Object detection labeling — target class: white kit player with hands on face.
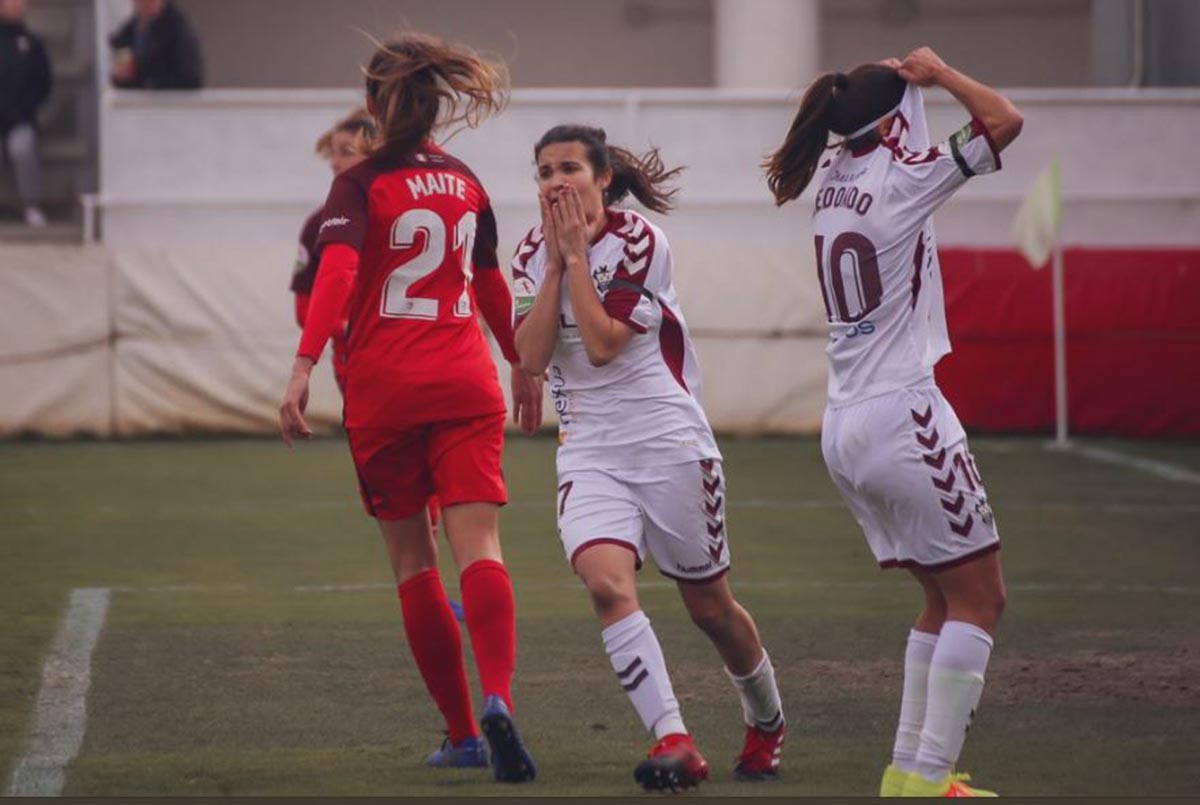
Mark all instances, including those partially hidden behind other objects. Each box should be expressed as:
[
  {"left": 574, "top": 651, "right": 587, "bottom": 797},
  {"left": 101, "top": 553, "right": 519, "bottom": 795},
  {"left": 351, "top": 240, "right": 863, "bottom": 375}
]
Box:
[
  {"left": 513, "top": 125, "right": 786, "bottom": 792},
  {"left": 765, "top": 47, "right": 1023, "bottom": 798}
]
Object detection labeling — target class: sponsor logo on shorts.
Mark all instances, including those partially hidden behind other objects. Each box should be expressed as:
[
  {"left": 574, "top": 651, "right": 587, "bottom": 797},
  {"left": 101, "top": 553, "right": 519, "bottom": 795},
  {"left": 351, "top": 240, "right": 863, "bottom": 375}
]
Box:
[{"left": 676, "top": 560, "right": 713, "bottom": 574}]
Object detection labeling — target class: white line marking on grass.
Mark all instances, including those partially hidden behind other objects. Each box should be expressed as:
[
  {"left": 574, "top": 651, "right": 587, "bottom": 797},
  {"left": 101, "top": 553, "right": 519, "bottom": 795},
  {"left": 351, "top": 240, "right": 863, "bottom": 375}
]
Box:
[
  {"left": 1064, "top": 444, "right": 1200, "bottom": 486},
  {"left": 6, "top": 588, "right": 110, "bottom": 797}
]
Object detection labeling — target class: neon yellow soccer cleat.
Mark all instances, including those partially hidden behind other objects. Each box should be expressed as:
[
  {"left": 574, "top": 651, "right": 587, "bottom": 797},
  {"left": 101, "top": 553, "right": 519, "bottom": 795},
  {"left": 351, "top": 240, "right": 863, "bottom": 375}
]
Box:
[
  {"left": 901, "top": 771, "right": 998, "bottom": 797},
  {"left": 880, "top": 764, "right": 914, "bottom": 797}
]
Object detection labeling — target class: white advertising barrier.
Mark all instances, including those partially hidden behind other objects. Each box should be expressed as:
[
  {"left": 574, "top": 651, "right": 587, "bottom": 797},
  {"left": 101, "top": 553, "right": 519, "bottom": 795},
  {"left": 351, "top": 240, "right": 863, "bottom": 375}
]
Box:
[
  {"left": 0, "top": 244, "right": 344, "bottom": 436},
  {"left": 0, "top": 246, "right": 113, "bottom": 436}
]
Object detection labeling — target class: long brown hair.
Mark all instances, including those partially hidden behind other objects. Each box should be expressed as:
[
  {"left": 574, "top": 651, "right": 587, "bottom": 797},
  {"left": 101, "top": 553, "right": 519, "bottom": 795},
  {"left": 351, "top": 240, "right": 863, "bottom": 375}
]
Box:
[
  {"left": 363, "top": 32, "right": 508, "bottom": 159},
  {"left": 314, "top": 107, "right": 377, "bottom": 157},
  {"left": 764, "top": 64, "right": 906, "bottom": 206},
  {"left": 535, "top": 124, "right": 683, "bottom": 214}
]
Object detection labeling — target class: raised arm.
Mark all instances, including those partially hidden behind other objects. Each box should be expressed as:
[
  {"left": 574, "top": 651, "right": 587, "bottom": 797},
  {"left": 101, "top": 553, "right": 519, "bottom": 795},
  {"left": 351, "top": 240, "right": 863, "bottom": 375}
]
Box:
[
  {"left": 513, "top": 197, "right": 565, "bottom": 376},
  {"left": 555, "top": 187, "right": 634, "bottom": 367},
  {"left": 899, "top": 47, "right": 1023, "bottom": 151}
]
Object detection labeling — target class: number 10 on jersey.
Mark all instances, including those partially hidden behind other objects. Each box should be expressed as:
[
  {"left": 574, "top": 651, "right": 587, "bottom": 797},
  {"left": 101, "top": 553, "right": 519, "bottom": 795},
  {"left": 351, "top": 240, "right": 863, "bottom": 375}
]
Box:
[{"left": 382, "top": 209, "right": 477, "bottom": 320}]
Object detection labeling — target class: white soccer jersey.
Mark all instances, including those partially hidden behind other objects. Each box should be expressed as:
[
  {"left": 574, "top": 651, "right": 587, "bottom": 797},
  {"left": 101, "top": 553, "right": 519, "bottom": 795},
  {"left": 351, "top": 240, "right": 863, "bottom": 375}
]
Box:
[
  {"left": 812, "top": 86, "right": 1002, "bottom": 406},
  {"left": 512, "top": 209, "right": 720, "bottom": 473}
]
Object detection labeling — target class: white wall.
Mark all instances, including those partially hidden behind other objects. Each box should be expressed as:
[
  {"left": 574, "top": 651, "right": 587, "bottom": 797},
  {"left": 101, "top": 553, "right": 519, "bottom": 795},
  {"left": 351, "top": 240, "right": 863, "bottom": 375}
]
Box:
[
  {"left": 159, "top": 0, "right": 1095, "bottom": 89},
  {"left": 98, "top": 87, "right": 1200, "bottom": 251}
]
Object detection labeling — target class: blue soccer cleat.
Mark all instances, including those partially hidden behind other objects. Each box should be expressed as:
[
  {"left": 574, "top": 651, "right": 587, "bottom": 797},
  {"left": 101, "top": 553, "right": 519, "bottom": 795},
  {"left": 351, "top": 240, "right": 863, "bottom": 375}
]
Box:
[
  {"left": 448, "top": 599, "right": 466, "bottom": 623},
  {"left": 480, "top": 694, "right": 537, "bottom": 783},
  {"left": 425, "top": 734, "right": 488, "bottom": 768}
]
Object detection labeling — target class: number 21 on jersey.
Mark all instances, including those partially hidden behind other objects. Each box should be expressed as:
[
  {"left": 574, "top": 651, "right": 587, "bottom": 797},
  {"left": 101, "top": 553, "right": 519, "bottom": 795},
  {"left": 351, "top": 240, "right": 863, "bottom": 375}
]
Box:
[{"left": 381, "top": 208, "right": 476, "bottom": 320}]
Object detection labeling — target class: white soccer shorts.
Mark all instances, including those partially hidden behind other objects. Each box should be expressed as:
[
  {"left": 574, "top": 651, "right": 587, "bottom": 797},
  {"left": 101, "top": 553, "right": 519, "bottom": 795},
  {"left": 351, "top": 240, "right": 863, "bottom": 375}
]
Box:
[
  {"left": 821, "top": 384, "right": 1000, "bottom": 570},
  {"left": 556, "top": 459, "right": 731, "bottom": 583}
]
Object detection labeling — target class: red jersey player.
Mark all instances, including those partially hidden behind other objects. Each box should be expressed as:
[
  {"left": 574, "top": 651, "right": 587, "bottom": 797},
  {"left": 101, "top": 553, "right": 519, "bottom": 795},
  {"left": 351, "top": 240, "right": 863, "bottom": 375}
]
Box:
[
  {"left": 290, "top": 108, "right": 445, "bottom": 531},
  {"left": 765, "top": 47, "right": 1022, "bottom": 797},
  {"left": 513, "top": 126, "right": 786, "bottom": 792},
  {"left": 278, "top": 33, "right": 540, "bottom": 783}
]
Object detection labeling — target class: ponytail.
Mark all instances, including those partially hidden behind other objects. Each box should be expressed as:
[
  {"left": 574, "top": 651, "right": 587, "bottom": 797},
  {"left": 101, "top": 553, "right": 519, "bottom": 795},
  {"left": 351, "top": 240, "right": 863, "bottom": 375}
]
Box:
[
  {"left": 765, "top": 63, "right": 907, "bottom": 206},
  {"left": 534, "top": 125, "right": 683, "bottom": 214},
  {"left": 605, "top": 144, "right": 681, "bottom": 213},
  {"left": 763, "top": 72, "right": 839, "bottom": 206},
  {"left": 363, "top": 32, "right": 508, "bottom": 159}
]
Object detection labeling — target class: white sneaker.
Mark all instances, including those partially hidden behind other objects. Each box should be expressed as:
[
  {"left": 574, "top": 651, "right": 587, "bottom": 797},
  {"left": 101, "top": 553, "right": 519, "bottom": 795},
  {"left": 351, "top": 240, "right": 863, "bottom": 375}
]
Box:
[{"left": 24, "top": 206, "right": 48, "bottom": 228}]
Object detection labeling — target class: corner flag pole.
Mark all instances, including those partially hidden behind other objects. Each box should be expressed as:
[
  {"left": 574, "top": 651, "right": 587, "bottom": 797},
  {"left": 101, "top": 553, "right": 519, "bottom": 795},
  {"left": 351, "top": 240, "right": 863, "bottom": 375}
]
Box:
[
  {"left": 1051, "top": 244, "right": 1068, "bottom": 447},
  {"left": 1012, "top": 157, "right": 1066, "bottom": 447}
]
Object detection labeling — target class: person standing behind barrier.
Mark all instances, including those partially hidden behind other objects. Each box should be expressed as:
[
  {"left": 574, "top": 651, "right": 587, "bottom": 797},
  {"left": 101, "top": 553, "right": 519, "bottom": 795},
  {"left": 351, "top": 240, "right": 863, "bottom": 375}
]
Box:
[
  {"left": 765, "top": 47, "right": 1022, "bottom": 798},
  {"left": 513, "top": 125, "right": 786, "bottom": 792},
  {"left": 278, "top": 32, "right": 541, "bottom": 783},
  {"left": 0, "top": 0, "right": 51, "bottom": 228},
  {"left": 109, "top": 0, "right": 203, "bottom": 89}
]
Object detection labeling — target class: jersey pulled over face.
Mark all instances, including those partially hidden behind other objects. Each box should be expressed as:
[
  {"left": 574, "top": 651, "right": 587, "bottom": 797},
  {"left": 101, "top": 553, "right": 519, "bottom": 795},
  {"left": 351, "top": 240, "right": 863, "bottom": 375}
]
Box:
[
  {"left": 812, "top": 85, "right": 1001, "bottom": 406},
  {"left": 513, "top": 209, "right": 720, "bottom": 472},
  {"left": 317, "top": 143, "right": 505, "bottom": 428}
]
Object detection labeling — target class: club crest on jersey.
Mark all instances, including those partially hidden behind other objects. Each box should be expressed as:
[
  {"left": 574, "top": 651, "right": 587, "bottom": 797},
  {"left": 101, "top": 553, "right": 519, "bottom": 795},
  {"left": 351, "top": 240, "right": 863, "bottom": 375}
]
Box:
[
  {"left": 975, "top": 497, "right": 995, "bottom": 527},
  {"left": 592, "top": 263, "right": 614, "bottom": 296}
]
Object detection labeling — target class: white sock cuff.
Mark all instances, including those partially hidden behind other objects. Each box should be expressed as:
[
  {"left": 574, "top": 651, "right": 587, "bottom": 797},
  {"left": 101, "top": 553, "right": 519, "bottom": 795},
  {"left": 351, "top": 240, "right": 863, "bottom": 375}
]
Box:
[
  {"left": 932, "top": 621, "right": 994, "bottom": 675},
  {"left": 725, "top": 648, "right": 770, "bottom": 684},
  {"left": 601, "top": 609, "right": 650, "bottom": 647},
  {"left": 909, "top": 628, "right": 940, "bottom": 648}
]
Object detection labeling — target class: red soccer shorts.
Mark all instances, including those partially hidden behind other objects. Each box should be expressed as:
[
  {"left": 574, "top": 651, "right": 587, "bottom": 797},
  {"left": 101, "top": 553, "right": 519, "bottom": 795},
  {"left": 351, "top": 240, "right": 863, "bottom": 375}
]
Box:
[{"left": 346, "top": 411, "right": 507, "bottom": 521}]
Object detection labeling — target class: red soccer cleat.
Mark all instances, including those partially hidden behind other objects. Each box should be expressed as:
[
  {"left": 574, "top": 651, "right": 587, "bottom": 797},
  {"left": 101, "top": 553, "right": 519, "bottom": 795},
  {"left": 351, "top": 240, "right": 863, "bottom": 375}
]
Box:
[
  {"left": 733, "top": 722, "right": 785, "bottom": 781},
  {"left": 634, "top": 733, "right": 710, "bottom": 792}
]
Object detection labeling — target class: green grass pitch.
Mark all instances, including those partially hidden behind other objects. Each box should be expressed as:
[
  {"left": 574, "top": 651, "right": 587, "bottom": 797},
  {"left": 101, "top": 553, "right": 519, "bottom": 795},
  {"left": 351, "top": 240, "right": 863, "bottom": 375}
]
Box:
[{"left": 1, "top": 435, "right": 1198, "bottom": 796}]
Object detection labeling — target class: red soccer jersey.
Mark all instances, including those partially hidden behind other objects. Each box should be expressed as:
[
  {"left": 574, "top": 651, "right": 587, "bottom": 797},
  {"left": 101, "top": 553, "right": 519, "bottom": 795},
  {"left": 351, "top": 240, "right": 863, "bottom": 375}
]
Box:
[{"left": 307, "top": 143, "right": 514, "bottom": 429}]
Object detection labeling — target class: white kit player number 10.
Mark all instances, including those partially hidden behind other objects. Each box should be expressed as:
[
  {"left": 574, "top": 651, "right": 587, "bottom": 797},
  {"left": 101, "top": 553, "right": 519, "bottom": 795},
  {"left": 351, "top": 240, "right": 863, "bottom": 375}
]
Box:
[
  {"left": 382, "top": 208, "right": 477, "bottom": 320},
  {"left": 815, "top": 232, "right": 882, "bottom": 323}
]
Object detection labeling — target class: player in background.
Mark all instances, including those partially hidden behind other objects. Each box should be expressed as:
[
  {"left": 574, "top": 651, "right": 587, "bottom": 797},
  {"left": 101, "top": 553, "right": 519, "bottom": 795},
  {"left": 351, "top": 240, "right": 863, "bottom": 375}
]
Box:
[
  {"left": 278, "top": 32, "right": 542, "bottom": 783},
  {"left": 289, "top": 108, "right": 447, "bottom": 537},
  {"left": 291, "top": 107, "right": 373, "bottom": 395},
  {"left": 513, "top": 125, "right": 786, "bottom": 792},
  {"left": 764, "top": 47, "right": 1022, "bottom": 797}
]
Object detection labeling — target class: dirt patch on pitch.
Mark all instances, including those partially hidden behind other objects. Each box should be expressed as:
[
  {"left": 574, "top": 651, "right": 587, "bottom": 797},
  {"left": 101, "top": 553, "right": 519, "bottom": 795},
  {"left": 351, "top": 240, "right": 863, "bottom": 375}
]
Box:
[{"left": 781, "top": 646, "right": 1199, "bottom": 708}]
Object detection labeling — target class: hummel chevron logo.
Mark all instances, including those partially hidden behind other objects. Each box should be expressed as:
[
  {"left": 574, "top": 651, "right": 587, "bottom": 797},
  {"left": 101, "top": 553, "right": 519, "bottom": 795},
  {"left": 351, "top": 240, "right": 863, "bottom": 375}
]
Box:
[
  {"left": 707, "top": 520, "right": 725, "bottom": 538},
  {"left": 703, "top": 477, "right": 720, "bottom": 495},
  {"left": 619, "top": 217, "right": 636, "bottom": 236},
  {"left": 949, "top": 514, "right": 975, "bottom": 537},
  {"left": 626, "top": 234, "right": 651, "bottom": 257},
  {"left": 630, "top": 218, "right": 645, "bottom": 238},
  {"left": 699, "top": 459, "right": 714, "bottom": 472},
  {"left": 704, "top": 496, "right": 723, "bottom": 516},
  {"left": 941, "top": 491, "right": 966, "bottom": 515},
  {"left": 932, "top": 469, "right": 956, "bottom": 491},
  {"left": 623, "top": 255, "right": 649, "bottom": 276},
  {"left": 923, "top": 448, "right": 947, "bottom": 469},
  {"left": 911, "top": 406, "right": 933, "bottom": 428},
  {"left": 916, "top": 428, "right": 940, "bottom": 450},
  {"left": 708, "top": 540, "right": 726, "bottom": 562}
]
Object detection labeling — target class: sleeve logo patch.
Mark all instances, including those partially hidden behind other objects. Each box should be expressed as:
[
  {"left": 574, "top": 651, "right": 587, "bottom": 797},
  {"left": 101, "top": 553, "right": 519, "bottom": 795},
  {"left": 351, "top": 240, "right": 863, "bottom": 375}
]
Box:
[
  {"left": 950, "top": 122, "right": 974, "bottom": 150},
  {"left": 513, "top": 277, "right": 537, "bottom": 315}
]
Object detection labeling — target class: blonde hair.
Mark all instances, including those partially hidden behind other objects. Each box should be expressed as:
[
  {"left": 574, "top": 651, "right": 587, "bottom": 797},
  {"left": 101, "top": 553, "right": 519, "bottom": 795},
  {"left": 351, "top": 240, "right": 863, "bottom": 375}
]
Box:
[{"left": 314, "top": 107, "right": 377, "bottom": 159}]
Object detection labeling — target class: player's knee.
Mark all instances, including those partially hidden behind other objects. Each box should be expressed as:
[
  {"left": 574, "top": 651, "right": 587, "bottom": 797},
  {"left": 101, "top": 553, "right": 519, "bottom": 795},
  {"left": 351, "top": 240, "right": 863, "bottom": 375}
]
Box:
[
  {"left": 584, "top": 575, "right": 635, "bottom": 617},
  {"left": 686, "top": 596, "right": 734, "bottom": 637}
]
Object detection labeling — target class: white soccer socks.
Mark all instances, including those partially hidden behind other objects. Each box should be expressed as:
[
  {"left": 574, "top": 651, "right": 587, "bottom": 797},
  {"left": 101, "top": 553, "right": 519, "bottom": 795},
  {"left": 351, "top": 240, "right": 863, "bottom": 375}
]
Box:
[
  {"left": 602, "top": 610, "right": 687, "bottom": 739},
  {"left": 914, "top": 620, "right": 994, "bottom": 782},
  {"left": 725, "top": 649, "right": 785, "bottom": 731},
  {"left": 892, "top": 629, "right": 939, "bottom": 772}
]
